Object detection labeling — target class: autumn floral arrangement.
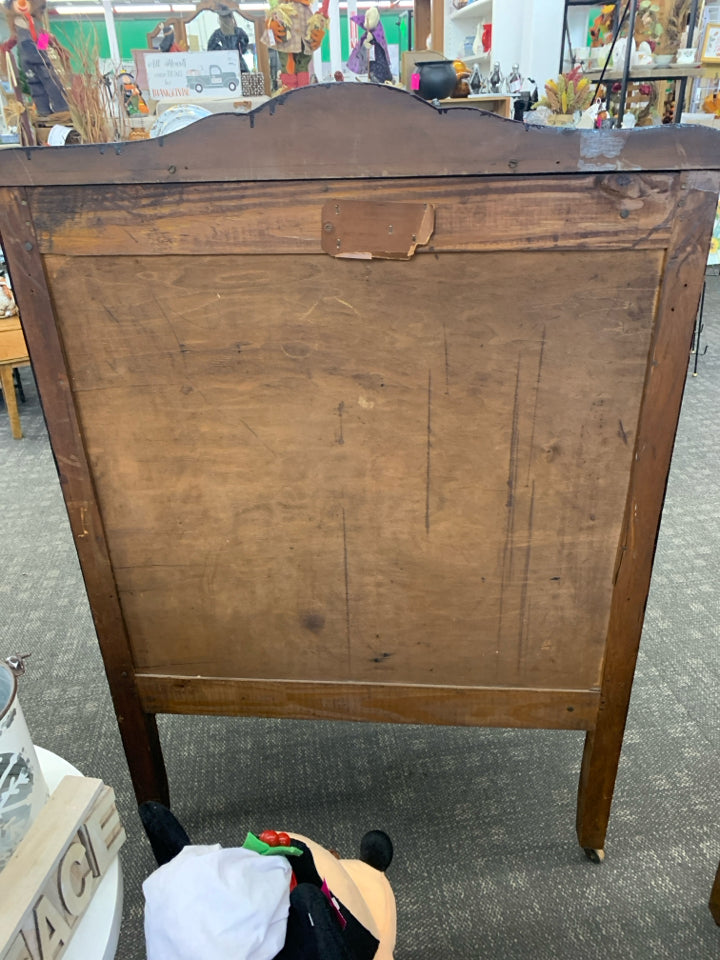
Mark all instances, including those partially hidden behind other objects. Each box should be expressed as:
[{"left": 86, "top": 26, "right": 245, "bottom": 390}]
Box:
[{"left": 534, "top": 66, "right": 594, "bottom": 118}]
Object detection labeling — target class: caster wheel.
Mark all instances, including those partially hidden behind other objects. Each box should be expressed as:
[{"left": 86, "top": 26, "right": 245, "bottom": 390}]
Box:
[{"left": 583, "top": 847, "right": 605, "bottom": 864}]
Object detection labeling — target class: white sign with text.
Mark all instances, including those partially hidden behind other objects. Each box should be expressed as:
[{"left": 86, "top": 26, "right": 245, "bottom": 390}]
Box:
[{"left": 144, "top": 51, "right": 242, "bottom": 100}]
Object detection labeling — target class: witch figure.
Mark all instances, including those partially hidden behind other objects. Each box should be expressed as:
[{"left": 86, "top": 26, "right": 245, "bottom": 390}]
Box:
[{"left": 347, "top": 6, "right": 392, "bottom": 84}]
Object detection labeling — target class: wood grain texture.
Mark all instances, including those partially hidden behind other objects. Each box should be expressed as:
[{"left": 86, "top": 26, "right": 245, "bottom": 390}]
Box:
[
  {"left": 45, "top": 248, "right": 658, "bottom": 691},
  {"left": 29, "top": 174, "right": 679, "bottom": 258},
  {"left": 0, "top": 85, "right": 719, "bottom": 187},
  {"left": 575, "top": 170, "right": 720, "bottom": 852},
  {"left": 0, "top": 315, "right": 29, "bottom": 364},
  {"left": 135, "top": 674, "right": 600, "bottom": 729},
  {"left": 0, "top": 188, "right": 169, "bottom": 806}
]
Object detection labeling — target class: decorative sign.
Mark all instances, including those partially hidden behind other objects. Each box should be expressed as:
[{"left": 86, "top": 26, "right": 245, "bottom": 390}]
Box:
[
  {"left": 143, "top": 51, "right": 243, "bottom": 100},
  {"left": 0, "top": 777, "right": 125, "bottom": 960},
  {"left": 701, "top": 22, "right": 720, "bottom": 64}
]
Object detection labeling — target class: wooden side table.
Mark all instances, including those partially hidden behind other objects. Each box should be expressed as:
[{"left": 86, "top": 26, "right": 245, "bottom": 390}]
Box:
[{"left": 0, "top": 312, "right": 30, "bottom": 439}]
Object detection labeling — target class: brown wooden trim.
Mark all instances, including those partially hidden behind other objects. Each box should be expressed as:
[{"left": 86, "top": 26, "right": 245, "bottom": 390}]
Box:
[
  {"left": 135, "top": 674, "right": 600, "bottom": 730},
  {"left": 253, "top": 18, "right": 271, "bottom": 96},
  {"left": 414, "top": 0, "right": 431, "bottom": 50},
  {"left": 1, "top": 86, "right": 720, "bottom": 187},
  {"left": 710, "top": 860, "right": 720, "bottom": 924},
  {"left": 575, "top": 170, "right": 720, "bottom": 853},
  {"left": 0, "top": 187, "right": 169, "bottom": 806},
  {"left": 30, "top": 173, "right": 678, "bottom": 258},
  {"left": 430, "top": 0, "right": 444, "bottom": 52}
]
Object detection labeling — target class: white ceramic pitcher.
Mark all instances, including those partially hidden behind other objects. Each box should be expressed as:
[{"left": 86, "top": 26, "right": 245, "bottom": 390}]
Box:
[{"left": 0, "top": 655, "right": 49, "bottom": 870}]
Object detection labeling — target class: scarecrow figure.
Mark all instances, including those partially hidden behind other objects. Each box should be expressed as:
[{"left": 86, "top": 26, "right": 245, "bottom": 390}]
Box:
[
  {"left": 264, "top": 0, "right": 329, "bottom": 89},
  {"left": 207, "top": 2, "right": 250, "bottom": 72},
  {"left": 1, "top": 0, "right": 68, "bottom": 116}
]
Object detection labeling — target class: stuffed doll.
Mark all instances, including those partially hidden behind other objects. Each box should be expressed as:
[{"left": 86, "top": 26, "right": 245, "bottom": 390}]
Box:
[
  {"left": 118, "top": 70, "right": 149, "bottom": 117},
  {"left": 208, "top": 2, "right": 250, "bottom": 72},
  {"left": 140, "top": 802, "right": 396, "bottom": 960},
  {"left": 347, "top": 6, "right": 392, "bottom": 84},
  {"left": 264, "top": 0, "right": 329, "bottom": 89},
  {"left": 159, "top": 23, "right": 180, "bottom": 53},
  {"left": 1, "top": 0, "right": 67, "bottom": 116}
]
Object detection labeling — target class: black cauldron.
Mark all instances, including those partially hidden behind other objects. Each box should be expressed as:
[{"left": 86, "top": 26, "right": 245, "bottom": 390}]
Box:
[{"left": 416, "top": 61, "right": 457, "bottom": 101}]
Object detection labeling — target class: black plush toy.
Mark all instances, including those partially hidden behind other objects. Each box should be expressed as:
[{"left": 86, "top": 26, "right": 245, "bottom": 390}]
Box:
[{"left": 139, "top": 802, "right": 396, "bottom": 960}]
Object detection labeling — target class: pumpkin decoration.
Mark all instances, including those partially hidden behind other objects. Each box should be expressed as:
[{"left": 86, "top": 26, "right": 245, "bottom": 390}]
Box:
[{"left": 451, "top": 58, "right": 471, "bottom": 98}]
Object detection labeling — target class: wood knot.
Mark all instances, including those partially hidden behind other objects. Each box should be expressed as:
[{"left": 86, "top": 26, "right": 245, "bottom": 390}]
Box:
[{"left": 542, "top": 438, "right": 560, "bottom": 462}]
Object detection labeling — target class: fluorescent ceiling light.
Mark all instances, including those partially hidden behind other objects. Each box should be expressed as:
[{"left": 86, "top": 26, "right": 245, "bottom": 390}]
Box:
[
  {"left": 118, "top": 3, "right": 170, "bottom": 9},
  {"left": 55, "top": 4, "right": 103, "bottom": 11}
]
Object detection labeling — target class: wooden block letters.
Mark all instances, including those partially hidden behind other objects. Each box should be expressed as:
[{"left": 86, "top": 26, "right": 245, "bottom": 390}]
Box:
[{"left": 0, "top": 776, "right": 125, "bottom": 960}]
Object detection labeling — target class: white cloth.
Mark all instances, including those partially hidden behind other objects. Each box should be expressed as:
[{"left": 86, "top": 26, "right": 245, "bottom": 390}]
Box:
[{"left": 143, "top": 845, "right": 292, "bottom": 960}]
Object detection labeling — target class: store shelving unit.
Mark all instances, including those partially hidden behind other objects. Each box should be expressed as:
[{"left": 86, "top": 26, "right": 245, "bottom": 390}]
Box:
[
  {"left": 447, "top": 0, "right": 492, "bottom": 66},
  {"left": 442, "top": 0, "right": 525, "bottom": 74},
  {"left": 558, "top": 0, "right": 702, "bottom": 124}
]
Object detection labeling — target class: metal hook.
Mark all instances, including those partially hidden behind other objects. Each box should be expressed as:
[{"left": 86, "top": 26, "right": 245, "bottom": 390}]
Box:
[{"left": 5, "top": 654, "right": 31, "bottom": 677}]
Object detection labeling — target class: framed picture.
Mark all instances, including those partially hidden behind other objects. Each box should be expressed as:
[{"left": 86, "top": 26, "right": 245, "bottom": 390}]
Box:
[{"left": 701, "top": 22, "right": 720, "bottom": 63}]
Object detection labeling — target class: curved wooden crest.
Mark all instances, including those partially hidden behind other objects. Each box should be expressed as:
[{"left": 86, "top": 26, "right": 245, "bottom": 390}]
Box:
[{"left": 0, "top": 83, "right": 719, "bottom": 187}]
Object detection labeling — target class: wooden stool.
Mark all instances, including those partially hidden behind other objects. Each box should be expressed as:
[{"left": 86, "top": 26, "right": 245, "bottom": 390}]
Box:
[{"left": 0, "top": 312, "right": 31, "bottom": 439}]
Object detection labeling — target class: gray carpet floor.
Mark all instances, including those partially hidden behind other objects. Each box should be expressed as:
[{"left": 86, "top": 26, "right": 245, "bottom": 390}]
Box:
[{"left": 0, "top": 278, "right": 718, "bottom": 959}]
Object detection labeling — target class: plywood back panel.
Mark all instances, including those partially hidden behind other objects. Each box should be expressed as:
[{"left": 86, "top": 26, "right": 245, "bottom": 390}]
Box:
[{"left": 46, "top": 245, "right": 659, "bottom": 690}]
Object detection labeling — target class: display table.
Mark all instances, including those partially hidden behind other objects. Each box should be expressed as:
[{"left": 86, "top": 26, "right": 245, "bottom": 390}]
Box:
[
  {"left": 0, "top": 312, "right": 30, "bottom": 439},
  {"left": 35, "top": 747, "right": 123, "bottom": 960}
]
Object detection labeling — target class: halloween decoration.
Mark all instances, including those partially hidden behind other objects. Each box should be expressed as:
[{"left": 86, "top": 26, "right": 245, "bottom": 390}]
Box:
[
  {"left": 265, "top": 0, "right": 329, "bottom": 89},
  {"left": 1, "top": 0, "right": 68, "bottom": 116},
  {"left": 208, "top": 2, "right": 250, "bottom": 72},
  {"left": 140, "top": 802, "right": 397, "bottom": 960},
  {"left": 415, "top": 60, "right": 456, "bottom": 100},
  {"left": 118, "top": 70, "right": 149, "bottom": 116},
  {"left": 347, "top": 5, "right": 392, "bottom": 84},
  {"left": 451, "top": 58, "right": 471, "bottom": 98},
  {"left": 159, "top": 23, "right": 180, "bottom": 53}
]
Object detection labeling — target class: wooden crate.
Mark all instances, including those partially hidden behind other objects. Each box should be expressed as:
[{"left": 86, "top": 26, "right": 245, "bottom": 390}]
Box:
[{"left": 0, "top": 85, "right": 718, "bottom": 859}]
